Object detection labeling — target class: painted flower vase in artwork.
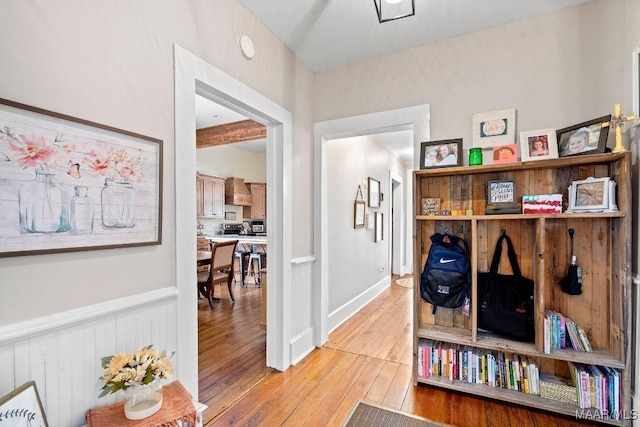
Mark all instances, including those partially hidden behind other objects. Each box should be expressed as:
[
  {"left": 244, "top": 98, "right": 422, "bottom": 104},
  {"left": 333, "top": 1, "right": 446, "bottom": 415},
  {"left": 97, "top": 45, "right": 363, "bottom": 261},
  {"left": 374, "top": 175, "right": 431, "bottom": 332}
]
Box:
[
  {"left": 70, "top": 185, "right": 94, "bottom": 234},
  {"left": 19, "top": 169, "right": 70, "bottom": 233},
  {"left": 123, "top": 380, "right": 164, "bottom": 420},
  {"left": 101, "top": 178, "right": 136, "bottom": 228}
]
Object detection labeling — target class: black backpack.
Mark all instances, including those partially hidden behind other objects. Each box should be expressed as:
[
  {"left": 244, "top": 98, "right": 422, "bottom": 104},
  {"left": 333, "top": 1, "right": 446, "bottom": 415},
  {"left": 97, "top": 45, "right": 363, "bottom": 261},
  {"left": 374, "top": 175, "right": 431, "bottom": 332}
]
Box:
[{"left": 420, "top": 233, "right": 471, "bottom": 311}]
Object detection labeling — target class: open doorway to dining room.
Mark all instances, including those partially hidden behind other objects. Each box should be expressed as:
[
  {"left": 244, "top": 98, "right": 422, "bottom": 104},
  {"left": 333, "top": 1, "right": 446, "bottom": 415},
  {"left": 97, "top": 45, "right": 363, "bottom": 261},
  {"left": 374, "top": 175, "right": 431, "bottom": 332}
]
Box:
[
  {"left": 194, "top": 93, "right": 270, "bottom": 422},
  {"left": 174, "top": 45, "right": 293, "bottom": 423}
]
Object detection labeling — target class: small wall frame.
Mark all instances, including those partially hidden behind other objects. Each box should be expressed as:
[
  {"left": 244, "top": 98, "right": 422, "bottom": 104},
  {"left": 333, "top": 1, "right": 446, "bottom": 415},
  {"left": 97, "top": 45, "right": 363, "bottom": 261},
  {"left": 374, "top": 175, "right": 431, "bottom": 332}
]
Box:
[
  {"left": 354, "top": 200, "right": 365, "bottom": 228},
  {"left": 368, "top": 177, "right": 380, "bottom": 208},
  {"left": 374, "top": 211, "right": 383, "bottom": 242}
]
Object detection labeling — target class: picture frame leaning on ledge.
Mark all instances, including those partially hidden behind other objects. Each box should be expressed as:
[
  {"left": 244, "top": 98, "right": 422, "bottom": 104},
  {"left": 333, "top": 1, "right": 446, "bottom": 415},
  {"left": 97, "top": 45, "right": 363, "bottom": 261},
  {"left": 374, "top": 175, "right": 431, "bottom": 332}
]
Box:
[{"left": 0, "top": 381, "right": 49, "bottom": 426}]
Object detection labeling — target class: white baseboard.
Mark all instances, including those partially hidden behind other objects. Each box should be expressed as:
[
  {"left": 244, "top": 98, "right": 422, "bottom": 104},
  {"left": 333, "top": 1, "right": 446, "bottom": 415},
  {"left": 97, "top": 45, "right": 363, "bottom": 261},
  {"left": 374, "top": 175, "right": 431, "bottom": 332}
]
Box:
[
  {"left": 290, "top": 327, "right": 315, "bottom": 365},
  {"left": 328, "top": 276, "right": 391, "bottom": 333}
]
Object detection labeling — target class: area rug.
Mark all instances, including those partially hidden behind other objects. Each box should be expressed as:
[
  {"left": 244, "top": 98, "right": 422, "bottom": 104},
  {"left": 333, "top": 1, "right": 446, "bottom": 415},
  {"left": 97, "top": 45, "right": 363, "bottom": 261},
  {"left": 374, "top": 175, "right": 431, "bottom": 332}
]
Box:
[
  {"left": 395, "top": 277, "right": 413, "bottom": 288},
  {"left": 342, "top": 401, "right": 451, "bottom": 427}
]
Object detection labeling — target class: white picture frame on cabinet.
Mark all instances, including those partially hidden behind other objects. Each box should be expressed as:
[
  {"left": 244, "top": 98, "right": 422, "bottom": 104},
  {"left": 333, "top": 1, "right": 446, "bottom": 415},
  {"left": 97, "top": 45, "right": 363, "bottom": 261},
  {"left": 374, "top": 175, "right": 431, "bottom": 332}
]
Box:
[{"left": 566, "top": 177, "right": 617, "bottom": 213}]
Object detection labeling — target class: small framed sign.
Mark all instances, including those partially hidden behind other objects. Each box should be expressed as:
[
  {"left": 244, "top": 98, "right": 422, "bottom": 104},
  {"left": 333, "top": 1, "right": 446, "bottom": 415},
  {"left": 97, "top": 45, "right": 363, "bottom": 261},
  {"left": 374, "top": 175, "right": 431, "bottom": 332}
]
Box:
[
  {"left": 487, "top": 180, "right": 516, "bottom": 205},
  {"left": 421, "top": 197, "right": 440, "bottom": 215}
]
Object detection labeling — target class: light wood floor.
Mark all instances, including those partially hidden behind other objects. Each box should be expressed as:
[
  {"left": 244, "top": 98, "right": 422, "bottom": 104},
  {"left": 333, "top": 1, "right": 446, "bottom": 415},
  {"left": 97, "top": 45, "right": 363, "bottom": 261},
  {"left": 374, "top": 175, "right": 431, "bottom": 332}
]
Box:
[{"left": 198, "top": 276, "right": 597, "bottom": 426}]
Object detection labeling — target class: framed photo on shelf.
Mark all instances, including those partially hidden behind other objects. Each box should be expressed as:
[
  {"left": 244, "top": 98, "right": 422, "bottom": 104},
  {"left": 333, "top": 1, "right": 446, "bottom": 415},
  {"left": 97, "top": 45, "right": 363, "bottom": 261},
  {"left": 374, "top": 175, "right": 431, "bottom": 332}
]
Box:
[
  {"left": 419, "top": 139, "right": 462, "bottom": 169},
  {"left": 556, "top": 115, "right": 611, "bottom": 157},
  {"left": 0, "top": 381, "right": 49, "bottom": 427},
  {"left": 472, "top": 108, "right": 516, "bottom": 147},
  {"left": 354, "top": 200, "right": 365, "bottom": 228},
  {"left": 368, "top": 177, "right": 380, "bottom": 208},
  {"left": 519, "top": 128, "right": 558, "bottom": 162},
  {"left": 0, "top": 97, "right": 163, "bottom": 258},
  {"left": 374, "top": 211, "right": 383, "bottom": 242},
  {"left": 566, "top": 177, "right": 617, "bottom": 212}
]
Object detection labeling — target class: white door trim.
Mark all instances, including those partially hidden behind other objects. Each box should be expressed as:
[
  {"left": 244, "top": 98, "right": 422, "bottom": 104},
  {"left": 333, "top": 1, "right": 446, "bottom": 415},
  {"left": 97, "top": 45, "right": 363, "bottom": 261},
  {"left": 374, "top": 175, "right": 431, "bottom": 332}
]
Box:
[
  {"left": 174, "top": 45, "right": 293, "bottom": 398},
  {"left": 313, "top": 105, "right": 430, "bottom": 345}
]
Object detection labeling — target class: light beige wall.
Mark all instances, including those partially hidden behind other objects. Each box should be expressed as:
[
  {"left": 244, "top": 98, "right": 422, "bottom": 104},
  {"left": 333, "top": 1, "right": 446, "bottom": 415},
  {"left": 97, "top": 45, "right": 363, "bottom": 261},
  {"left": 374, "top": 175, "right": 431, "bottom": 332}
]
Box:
[
  {"left": 327, "top": 135, "right": 405, "bottom": 310},
  {"left": 0, "top": 0, "right": 314, "bottom": 325},
  {"left": 314, "top": 0, "right": 633, "bottom": 153}
]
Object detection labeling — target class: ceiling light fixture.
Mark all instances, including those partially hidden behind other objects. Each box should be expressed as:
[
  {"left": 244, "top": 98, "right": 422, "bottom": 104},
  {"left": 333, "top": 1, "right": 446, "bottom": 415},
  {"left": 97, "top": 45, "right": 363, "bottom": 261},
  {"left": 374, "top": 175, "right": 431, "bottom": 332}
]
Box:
[{"left": 374, "top": 0, "right": 415, "bottom": 23}]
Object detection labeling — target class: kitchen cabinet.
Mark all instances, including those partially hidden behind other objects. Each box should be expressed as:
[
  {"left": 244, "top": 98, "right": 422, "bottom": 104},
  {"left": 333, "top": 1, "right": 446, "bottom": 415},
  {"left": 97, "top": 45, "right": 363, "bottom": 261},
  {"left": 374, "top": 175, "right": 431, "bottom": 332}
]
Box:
[
  {"left": 244, "top": 182, "right": 266, "bottom": 219},
  {"left": 197, "top": 173, "right": 225, "bottom": 218}
]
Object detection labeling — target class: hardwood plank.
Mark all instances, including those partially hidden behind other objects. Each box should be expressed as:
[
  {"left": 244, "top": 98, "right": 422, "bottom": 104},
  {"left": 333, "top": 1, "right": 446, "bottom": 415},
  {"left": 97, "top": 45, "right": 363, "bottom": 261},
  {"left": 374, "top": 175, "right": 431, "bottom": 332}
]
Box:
[{"left": 201, "top": 275, "right": 604, "bottom": 426}]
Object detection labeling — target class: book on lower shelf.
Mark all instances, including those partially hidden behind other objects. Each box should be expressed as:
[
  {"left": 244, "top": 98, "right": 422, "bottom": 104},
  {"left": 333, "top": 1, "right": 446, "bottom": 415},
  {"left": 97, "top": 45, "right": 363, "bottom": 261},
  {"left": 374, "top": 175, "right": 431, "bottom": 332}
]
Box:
[
  {"left": 417, "top": 339, "right": 539, "bottom": 394},
  {"left": 567, "top": 361, "right": 622, "bottom": 418},
  {"left": 418, "top": 338, "right": 622, "bottom": 417}
]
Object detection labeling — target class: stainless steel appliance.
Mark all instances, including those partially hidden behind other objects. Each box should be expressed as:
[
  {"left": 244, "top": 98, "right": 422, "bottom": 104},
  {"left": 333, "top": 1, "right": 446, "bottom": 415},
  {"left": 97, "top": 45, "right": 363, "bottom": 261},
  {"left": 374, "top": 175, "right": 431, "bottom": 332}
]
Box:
[
  {"left": 220, "top": 223, "right": 243, "bottom": 235},
  {"left": 251, "top": 220, "right": 265, "bottom": 233}
]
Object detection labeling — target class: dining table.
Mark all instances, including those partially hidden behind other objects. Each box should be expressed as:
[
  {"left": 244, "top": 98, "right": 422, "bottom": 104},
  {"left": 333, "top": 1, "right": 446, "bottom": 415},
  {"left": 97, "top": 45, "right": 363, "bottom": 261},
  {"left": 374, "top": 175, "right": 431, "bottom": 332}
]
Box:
[{"left": 197, "top": 250, "right": 212, "bottom": 266}]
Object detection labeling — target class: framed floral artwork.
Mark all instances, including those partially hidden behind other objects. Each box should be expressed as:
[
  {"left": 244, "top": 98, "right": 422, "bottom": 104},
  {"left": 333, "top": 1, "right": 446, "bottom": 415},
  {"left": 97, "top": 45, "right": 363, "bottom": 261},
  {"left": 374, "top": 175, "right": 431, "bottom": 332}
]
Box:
[{"left": 0, "top": 97, "right": 163, "bottom": 257}]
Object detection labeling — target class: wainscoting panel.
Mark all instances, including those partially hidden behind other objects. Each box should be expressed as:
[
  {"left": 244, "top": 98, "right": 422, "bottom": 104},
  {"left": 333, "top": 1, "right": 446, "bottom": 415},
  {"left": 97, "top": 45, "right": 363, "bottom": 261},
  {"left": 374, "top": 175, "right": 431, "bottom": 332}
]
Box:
[
  {"left": 290, "top": 256, "right": 316, "bottom": 364},
  {"left": 0, "top": 287, "right": 178, "bottom": 427}
]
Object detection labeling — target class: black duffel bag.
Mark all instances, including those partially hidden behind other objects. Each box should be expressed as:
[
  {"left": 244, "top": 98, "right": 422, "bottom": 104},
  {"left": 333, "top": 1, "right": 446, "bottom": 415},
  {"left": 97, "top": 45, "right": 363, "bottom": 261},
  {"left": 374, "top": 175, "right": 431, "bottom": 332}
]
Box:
[{"left": 477, "top": 232, "right": 535, "bottom": 342}]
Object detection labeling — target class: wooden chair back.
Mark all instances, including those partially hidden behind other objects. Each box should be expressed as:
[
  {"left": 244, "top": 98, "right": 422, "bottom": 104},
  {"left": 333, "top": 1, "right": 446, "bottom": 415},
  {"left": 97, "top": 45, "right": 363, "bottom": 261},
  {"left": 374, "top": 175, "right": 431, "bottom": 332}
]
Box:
[{"left": 198, "top": 240, "right": 238, "bottom": 309}]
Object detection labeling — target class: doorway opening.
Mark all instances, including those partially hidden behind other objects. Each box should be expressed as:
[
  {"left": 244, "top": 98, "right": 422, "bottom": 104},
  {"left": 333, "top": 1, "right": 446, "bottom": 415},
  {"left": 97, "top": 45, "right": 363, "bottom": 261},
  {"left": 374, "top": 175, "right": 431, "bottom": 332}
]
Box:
[
  {"left": 174, "top": 46, "right": 293, "bottom": 408},
  {"left": 194, "top": 92, "right": 270, "bottom": 422},
  {"left": 313, "top": 105, "right": 429, "bottom": 345}
]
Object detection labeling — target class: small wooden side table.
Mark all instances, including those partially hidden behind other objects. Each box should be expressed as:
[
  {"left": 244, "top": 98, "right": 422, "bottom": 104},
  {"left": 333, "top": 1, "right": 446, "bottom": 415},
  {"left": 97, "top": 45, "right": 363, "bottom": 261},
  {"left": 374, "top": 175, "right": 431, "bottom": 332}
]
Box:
[{"left": 86, "top": 381, "right": 198, "bottom": 426}]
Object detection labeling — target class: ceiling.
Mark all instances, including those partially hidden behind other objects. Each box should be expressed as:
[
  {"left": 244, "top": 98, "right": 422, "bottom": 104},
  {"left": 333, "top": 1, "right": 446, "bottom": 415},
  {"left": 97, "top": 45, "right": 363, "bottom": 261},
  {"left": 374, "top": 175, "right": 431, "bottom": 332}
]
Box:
[
  {"left": 238, "top": 0, "right": 591, "bottom": 72},
  {"left": 198, "top": 0, "right": 593, "bottom": 161}
]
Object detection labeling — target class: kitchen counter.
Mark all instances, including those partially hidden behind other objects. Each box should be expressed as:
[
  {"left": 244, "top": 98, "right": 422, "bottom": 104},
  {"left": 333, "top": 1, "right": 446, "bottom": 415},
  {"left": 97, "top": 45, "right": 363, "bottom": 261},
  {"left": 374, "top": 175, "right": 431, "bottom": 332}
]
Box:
[{"left": 205, "top": 234, "right": 267, "bottom": 245}]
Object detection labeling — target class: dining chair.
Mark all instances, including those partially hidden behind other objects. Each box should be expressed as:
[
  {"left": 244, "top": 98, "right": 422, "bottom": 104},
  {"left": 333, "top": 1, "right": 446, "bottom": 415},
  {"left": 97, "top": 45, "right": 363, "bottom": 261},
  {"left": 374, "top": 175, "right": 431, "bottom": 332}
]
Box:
[{"left": 197, "top": 239, "right": 238, "bottom": 309}]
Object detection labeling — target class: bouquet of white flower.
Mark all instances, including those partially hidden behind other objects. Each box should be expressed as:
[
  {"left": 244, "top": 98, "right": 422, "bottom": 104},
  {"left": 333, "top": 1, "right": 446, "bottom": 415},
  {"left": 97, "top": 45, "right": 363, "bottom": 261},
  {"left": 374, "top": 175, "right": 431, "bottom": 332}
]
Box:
[{"left": 99, "top": 345, "right": 174, "bottom": 397}]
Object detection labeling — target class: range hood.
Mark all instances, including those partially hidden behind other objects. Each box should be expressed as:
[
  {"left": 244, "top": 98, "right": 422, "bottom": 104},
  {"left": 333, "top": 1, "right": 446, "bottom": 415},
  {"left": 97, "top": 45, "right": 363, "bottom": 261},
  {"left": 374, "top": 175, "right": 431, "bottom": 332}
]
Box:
[{"left": 225, "top": 177, "right": 253, "bottom": 206}]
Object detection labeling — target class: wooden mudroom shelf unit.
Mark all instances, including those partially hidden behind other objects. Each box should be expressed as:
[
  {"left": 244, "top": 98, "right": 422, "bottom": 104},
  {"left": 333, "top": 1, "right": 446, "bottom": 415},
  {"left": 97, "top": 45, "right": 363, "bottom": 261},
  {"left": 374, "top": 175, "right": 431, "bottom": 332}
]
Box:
[{"left": 412, "top": 152, "right": 632, "bottom": 425}]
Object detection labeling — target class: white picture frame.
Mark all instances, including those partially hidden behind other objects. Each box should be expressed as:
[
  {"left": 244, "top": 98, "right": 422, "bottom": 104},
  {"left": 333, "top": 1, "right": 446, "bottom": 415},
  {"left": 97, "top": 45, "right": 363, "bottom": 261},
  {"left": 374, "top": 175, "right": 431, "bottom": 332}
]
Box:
[
  {"left": 472, "top": 108, "right": 516, "bottom": 147},
  {"left": 566, "top": 177, "right": 617, "bottom": 213},
  {"left": 519, "top": 128, "right": 558, "bottom": 162}
]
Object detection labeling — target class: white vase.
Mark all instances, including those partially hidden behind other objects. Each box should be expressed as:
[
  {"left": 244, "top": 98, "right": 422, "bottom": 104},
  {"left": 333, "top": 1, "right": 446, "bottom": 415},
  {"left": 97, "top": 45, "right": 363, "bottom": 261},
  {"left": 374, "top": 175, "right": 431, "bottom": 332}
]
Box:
[{"left": 123, "top": 380, "right": 163, "bottom": 420}]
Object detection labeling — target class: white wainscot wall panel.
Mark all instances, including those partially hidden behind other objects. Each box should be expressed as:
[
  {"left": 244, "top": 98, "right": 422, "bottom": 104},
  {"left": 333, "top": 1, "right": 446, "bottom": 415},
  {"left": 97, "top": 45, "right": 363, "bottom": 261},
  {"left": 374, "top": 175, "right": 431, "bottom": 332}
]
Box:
[
  {"left": 0, "top": 288, "right": 178, "bottom": 427},
  {"left": 290, "top": 256, "right": 315, "bottom": 365}
]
